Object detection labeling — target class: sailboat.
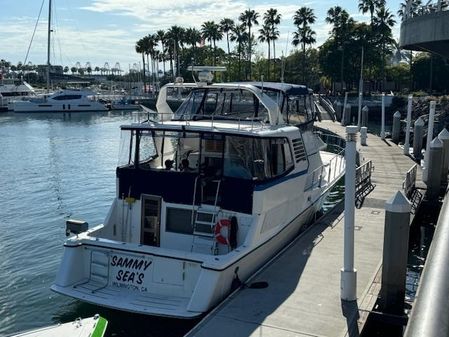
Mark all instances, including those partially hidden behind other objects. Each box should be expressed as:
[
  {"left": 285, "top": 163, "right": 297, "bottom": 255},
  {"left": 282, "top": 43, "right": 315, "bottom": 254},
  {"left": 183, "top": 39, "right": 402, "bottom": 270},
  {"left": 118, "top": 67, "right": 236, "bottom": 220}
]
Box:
[{"left": 12, "top": 0, "right": 106, "bottom": 113}]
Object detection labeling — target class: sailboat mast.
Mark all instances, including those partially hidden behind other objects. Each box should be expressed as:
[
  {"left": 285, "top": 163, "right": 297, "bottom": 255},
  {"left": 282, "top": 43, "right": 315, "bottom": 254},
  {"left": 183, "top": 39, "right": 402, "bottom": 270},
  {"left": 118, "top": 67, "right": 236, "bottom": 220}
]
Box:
[{"left": 46, "top": 0, "right": 52, "bottom": 92}]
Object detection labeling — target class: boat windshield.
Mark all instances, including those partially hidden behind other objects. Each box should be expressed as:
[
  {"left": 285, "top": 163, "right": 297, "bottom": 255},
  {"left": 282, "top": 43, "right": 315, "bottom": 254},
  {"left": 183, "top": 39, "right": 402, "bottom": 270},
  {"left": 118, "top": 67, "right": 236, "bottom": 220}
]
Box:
[
  {"left": 118, "top": 129, "right": 294, "bottom": 181},
  {"left": 173, "top": 88, "right": 270, "bottom": 122}
]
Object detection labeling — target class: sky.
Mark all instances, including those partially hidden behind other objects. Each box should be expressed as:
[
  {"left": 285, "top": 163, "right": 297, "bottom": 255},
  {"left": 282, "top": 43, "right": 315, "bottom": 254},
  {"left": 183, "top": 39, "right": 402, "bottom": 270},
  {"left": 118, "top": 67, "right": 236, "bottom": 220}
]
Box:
[{"left": 0, "top": 0, "right": 403, "bottom": 72}]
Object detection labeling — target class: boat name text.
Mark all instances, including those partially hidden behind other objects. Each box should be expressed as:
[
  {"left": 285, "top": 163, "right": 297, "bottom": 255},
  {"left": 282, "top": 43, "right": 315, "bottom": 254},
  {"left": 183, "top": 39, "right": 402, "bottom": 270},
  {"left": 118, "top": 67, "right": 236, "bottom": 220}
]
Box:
[{"left": 110, "top": 255, "right": 152, "bottom": 289}]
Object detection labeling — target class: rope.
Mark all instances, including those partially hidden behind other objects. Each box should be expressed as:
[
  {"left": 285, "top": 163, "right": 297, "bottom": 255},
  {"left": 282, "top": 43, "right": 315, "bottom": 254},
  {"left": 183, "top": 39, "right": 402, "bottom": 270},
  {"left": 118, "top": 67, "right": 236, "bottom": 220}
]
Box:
[{"left": 24, "top": 0, "right": 46, "bottom": 65}]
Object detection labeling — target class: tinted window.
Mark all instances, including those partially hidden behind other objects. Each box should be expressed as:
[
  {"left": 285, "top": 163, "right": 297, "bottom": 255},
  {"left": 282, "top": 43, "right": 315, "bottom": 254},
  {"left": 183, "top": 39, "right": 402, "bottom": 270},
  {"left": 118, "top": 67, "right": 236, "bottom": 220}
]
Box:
[
  {"left": 53, "top": 94, "right": 82, "bottom": 100},
  {"left": 166, "top": 208, "right": 194, "bottom": 234}
]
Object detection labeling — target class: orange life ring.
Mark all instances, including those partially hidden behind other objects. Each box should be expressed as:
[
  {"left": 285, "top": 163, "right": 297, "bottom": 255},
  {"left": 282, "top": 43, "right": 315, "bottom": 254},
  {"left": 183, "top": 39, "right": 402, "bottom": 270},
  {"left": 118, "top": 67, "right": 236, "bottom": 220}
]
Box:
[{"left": 214, "top": 219, "right": 231, "bottom": 245}]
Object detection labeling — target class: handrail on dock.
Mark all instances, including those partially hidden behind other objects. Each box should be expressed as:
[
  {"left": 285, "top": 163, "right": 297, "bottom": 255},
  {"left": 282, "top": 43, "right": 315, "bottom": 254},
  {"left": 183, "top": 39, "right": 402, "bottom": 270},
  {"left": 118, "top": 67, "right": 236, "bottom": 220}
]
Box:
[
  {"left": 318, "top": 95, "right": 336, "bottom": 122},
  {"left": 402, "top": 164, "right": 417, "bottom": 198},
  {"left": 404, "top": 192, "right": 449, "bottom": 337}
]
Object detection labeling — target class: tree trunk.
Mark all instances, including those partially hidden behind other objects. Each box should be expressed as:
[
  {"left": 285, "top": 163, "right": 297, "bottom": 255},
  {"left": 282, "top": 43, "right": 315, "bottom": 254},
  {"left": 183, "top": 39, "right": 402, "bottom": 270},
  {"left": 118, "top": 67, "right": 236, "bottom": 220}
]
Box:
[
  {"left": 267, "top": 41, "right": 271, "bottom": 80},
  {"left": 302, "top": 42, "right": 306, "bottom": 85},
  {"left": 248, "top": 25, "right": 251, "bottom": 80},
  {"left": 141, "top": 53, "right": 146, "bottom": 93}
]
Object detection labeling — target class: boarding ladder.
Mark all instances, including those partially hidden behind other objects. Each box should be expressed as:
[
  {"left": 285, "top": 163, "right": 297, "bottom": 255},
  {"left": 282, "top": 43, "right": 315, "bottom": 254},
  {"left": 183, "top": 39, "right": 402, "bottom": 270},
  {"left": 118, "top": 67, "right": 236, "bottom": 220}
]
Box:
[
  {"left": 74, "top": 250, "right": 110, "bottom": 293},
  {"left": 191, "top": 176, "right": 222, "bottom": 254}
]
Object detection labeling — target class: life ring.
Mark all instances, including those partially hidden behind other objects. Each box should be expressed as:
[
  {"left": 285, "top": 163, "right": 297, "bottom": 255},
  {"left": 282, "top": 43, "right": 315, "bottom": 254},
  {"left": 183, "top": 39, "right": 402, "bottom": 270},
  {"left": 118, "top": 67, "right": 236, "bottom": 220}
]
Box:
[{"left": 214, "top": 219, "right": 231, "bottom": 245}]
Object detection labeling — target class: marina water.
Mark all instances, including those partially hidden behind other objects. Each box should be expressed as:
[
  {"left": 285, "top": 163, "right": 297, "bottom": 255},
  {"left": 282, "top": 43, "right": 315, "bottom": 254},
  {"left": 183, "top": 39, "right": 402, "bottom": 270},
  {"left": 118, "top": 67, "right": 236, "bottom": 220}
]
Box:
[{"left": 0, "top": 111, "right": 199, "bottom": 336}]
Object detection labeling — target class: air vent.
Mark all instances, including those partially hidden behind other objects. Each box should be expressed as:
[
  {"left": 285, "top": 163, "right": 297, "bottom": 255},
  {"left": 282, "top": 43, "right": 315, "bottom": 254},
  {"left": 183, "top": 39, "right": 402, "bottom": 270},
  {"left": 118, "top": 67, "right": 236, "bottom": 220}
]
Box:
[{"left": 292, "top": 138, "right": 306, "bottom": 163}]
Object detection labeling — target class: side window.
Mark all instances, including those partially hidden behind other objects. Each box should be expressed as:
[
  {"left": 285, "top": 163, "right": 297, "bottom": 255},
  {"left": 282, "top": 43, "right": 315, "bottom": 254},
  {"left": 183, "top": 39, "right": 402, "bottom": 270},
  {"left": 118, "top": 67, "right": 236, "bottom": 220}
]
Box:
[{"left": 284, "top": 141, "right": 294, "bottom": 170}]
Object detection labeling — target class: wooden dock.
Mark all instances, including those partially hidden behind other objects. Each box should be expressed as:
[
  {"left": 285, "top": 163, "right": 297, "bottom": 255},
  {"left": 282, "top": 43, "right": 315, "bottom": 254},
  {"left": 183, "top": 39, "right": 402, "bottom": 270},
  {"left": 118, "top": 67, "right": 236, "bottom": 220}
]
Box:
[{"left": 187, "top": 120, "right": 423, "bottom": 337}]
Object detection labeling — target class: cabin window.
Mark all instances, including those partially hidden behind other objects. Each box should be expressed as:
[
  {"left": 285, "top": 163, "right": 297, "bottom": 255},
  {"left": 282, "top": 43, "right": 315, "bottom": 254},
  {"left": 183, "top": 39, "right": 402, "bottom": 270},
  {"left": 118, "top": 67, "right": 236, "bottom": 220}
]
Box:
[
  {"left": 175, "top": 89, "right": 206, "bottom": 119},
  {"left": 287, "top": 96, "right": 307, "bottom": 124},
  {"left": 224, "top": 136, "right": 254, "bottom": 179},
  {"left": 118, "top": 130, "right": 137, "bottom": 166},
  {"left": 174, "top": 88, "right": 270, "bottom": 122},
  {"left": 139, "top": 131, "right": 157, "bottom": 164},
  {"left": 166, "top": 208, "right": 194, "bottom": 234},
  {"left": 53, "top": 94, "right": 83, "bottom": 100}
]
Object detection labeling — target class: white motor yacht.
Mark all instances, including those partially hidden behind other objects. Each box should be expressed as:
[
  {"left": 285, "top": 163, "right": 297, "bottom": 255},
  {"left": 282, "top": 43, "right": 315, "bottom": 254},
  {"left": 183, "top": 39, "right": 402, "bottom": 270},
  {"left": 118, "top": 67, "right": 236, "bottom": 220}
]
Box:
[
  {"left": 0, "top": 80, "right": 36, "bottom": 110},
  {"left": 51, "top": 79, "right": 345, "bottom": 318},
  {"left": 13, "top": 89, "right": 107, "bottom": 113}
]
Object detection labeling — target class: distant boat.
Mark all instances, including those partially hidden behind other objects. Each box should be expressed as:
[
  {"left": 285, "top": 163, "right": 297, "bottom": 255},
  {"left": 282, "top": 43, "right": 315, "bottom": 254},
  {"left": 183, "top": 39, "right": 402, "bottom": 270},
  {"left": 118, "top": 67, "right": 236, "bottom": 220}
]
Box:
[
  {"left": 10, "top": 314, "right": 108, "bottom": 337},
  {"left": 13, "top": 89, "right": 107, "bottom": 113},
  {"left": 0, "top": 80, "right": 36, "bottom": 111}
]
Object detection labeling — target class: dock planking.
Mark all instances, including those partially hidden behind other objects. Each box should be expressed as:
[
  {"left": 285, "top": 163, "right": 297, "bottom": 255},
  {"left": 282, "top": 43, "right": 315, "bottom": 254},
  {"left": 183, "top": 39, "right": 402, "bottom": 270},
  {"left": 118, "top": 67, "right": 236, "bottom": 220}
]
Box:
[{"left": 186, "top": 120, "right": 422, "bottom": 337}]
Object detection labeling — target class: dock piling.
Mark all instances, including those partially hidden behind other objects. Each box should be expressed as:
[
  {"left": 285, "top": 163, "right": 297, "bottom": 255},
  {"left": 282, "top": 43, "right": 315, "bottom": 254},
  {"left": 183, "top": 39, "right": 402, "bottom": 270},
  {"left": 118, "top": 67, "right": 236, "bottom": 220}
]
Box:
[
  {"left": 392, "top": 111, "right": 401, "bottom": 144},
  {"left": 413, "top": 117, "right": 424, "bottom": 160},
  {"left": 426, "top": 137, "right": 443, "bottom": 200},
  {"left": 361, "top": 126, "right": 368, "bottom": 146},
  {"left": 379, "top": 191, "right": 411, "bottom": 315},
  {"left": 403, "top": 95, "right": 413, "bottom": 155},
  {"left": 341, "top": 126, "right": 358, "bottom": 301},
  {"left": 357, "top": 92, "right": 362, "bottom": 129},
  {"left": 361, "top": 105, "right": 369, "bottom": 128},
  {"left": 438, "top": 128, "right": 449, "bottom": 184}
]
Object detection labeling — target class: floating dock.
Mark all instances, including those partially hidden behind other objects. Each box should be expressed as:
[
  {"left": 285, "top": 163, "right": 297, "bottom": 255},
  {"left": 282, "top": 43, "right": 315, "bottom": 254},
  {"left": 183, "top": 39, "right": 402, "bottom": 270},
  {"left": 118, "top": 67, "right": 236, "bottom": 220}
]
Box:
[{"left": 187, "top": 120, "right": 422, "bottom": 337}]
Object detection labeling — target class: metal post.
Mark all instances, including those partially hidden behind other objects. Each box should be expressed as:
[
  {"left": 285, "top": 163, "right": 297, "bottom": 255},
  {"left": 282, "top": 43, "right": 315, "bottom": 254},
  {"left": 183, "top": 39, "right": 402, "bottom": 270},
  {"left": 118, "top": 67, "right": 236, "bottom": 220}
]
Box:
[
  {"left": 341, "top": 126, "right": 358, "bottom": 301},
  {"left": 426, "top": 137, "right": 443, "bottom": 200},
  {"left": 357, "top": 92, "right": 362, "bottom": 129},
  {"left": 46, "top": 0, "right": 52, "bottom": 92},
  {"left": 403, "top": 95, "right": 413, "bottom": 155},
  {"left": 438, "top": 128, "right": 449, "bottom": 184},
  {"left": 379, "top": 191, "right": 411, "bottom": 315},
  {"left": 413, "top": 117, "right": 424, "bottom": 160},
  {"left": 341, "top": 92, "right": 348, "bottom": 126},
  {"left": 362, "top": 105, "right": 369, "bottom": 128},
  {"left": 404, "top": 194, "right": 449, "bottom": 337},
  {"left": 357, "top": 47, "right": 364, "bottom": 130},
  {"left": 423, "top": 101, "right": 436, "bottom": 182},
  {"left": 392, "top": 111, "right": 401, "bottom": 144},
  {"left": 381, "top": 93, "right": 386, "bottom": 140}
]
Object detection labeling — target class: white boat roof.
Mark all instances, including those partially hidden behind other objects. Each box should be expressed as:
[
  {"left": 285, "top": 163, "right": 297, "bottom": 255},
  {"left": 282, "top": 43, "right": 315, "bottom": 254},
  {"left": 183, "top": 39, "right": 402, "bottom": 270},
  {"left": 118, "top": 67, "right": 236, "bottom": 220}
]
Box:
[{"left": 123, "top": 120, "right": 300, "bottom": 137}]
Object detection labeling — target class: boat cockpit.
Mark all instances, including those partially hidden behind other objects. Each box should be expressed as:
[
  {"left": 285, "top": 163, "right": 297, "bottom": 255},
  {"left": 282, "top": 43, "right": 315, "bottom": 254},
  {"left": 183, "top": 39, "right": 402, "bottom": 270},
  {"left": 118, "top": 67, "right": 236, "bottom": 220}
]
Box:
[{"left": 158, "top": 82, "right": 315, "bottom": 128}]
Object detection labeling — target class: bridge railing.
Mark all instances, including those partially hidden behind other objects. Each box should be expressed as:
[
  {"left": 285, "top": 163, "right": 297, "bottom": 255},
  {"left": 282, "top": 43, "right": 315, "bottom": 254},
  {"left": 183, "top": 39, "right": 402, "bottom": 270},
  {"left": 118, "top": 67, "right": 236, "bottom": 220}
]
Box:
[
  {"left": 402, "top": 0, "right": 449, "bottom": 21},
  {"left": 404, "top": 192, "right": 449, "bottom": 337}
]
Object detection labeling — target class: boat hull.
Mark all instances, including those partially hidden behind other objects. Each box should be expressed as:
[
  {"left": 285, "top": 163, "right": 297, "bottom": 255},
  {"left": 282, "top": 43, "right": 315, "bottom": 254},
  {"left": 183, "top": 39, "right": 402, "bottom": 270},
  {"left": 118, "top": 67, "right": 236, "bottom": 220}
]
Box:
[{"left": 51, "top": 193, "right": 326, "bottom": 318}]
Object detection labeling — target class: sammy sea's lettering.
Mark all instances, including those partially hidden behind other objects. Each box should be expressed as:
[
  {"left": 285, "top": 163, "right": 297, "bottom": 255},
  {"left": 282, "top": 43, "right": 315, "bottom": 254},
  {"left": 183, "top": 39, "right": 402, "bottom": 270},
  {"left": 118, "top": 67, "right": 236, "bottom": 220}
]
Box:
[{"left": 110, "top": 255, "right": 152, "bottom": 287}]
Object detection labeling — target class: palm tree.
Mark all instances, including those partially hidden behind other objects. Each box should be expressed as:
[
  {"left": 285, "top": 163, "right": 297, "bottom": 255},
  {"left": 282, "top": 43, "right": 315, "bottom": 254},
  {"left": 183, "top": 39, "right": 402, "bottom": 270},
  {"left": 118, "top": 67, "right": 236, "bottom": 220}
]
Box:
[
  {"left": 263, "top": 9, "right": 281, "bottom": 66},
  {"left": 326, "top": 7, "right": 355, "bottom": 90},
  {"left": 220, "top": 18, "right": 235, "bottom": 56},
  {"left": 373, "top": 6, "right": 396, "bottom": 90},
  {"left": 135, "top": 38, "right": 147, "bottom": 92},
  {"left": 258, "top": 24, "right": 272, "bottom": 78},
  {"left": 230, "top": 24, "right": 248, "bottom": 80},
  {"left": 167, "top": 26, "right": 185, "bottom": 77},
  {"left": 397, "top": 0, "right": 422, "bottom": 20},
  {"left": 358, "top": 0, "right": 385, "bottom": 25},
  {"left": 261, "top": 8, "right": 281, "bottom": 80},
  {"left": 239, "top": 9, "right": 259, "bottom": 79},
  {"left": 155, "top": 30, "right": 169, "bottom": 77},
  {"left": 293, "top": 7, "right": 316, "bottom": 84},
  {"left": 185, "top": 27, "right": 202, "bottom": 64},
  {"left": 201, "top": 21, "right": 223, "bottom": 66}
]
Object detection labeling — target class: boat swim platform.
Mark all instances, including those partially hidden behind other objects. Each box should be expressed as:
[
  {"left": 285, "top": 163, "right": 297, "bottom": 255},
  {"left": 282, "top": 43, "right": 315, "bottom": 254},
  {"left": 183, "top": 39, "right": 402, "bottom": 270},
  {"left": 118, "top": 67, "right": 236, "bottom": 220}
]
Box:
[{"left": 186, "top": 120, "right": 423, "bottom": 337}]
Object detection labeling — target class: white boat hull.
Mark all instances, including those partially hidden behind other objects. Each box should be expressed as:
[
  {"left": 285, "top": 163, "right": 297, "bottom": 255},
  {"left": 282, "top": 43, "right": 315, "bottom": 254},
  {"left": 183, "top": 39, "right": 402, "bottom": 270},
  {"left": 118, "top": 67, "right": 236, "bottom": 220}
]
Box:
[{"left": 51, "top": 190, "right": 328, "bottom": 318}]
